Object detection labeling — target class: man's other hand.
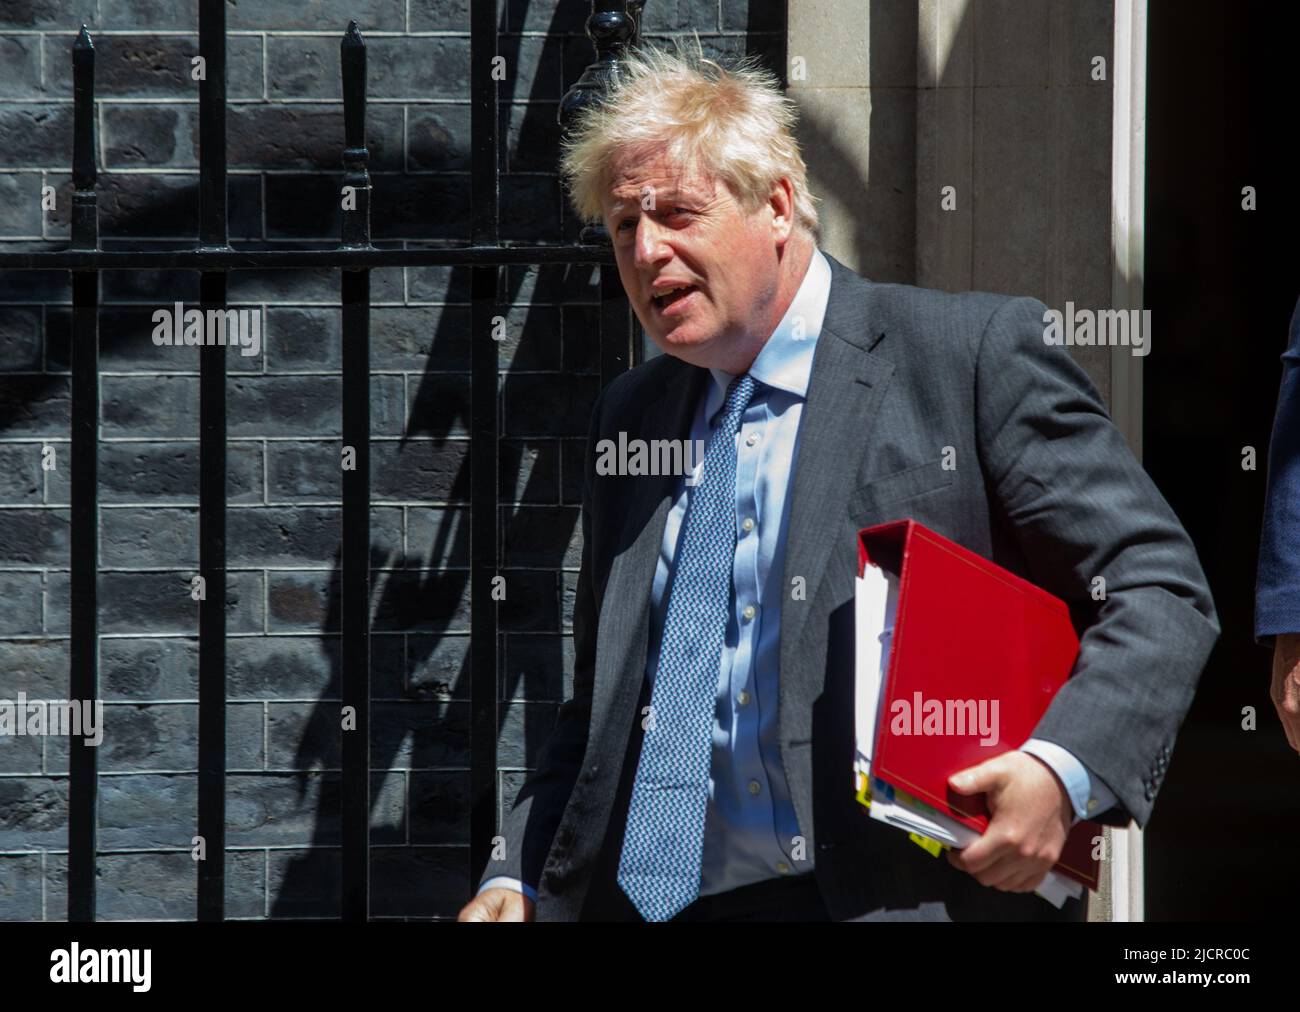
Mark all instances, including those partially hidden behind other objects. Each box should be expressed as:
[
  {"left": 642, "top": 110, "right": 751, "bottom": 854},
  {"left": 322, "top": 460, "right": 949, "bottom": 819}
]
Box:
[
  {"left": 458, "top": 888, "right": 535, "bottom": 922},
  {"left": 1271, "top": 633, "right": 1300, "bottom": 753},
  {"left": 944, "top": 751, "right": 1073, "bottom": 893}
]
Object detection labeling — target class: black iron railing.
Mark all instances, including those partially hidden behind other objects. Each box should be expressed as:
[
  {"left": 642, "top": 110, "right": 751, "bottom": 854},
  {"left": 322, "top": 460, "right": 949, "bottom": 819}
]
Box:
[{"left": 0, "top": 0, "right": 645, "bottom": 922}]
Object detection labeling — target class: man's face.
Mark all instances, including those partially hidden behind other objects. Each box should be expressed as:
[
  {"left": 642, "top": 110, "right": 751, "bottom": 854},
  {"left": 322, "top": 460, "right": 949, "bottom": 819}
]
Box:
[{"left": 601, "top": 146, "right": 785, "bottom": 367}]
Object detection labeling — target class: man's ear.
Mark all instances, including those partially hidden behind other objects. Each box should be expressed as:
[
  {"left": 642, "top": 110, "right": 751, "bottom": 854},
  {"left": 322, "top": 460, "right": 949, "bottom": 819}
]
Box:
[{"left": 768, "top": 177, "right": 796, "bottom": 243}]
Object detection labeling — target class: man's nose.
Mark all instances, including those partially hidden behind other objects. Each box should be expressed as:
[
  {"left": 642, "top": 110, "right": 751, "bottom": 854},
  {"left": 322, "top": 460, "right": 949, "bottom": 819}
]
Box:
[{"left": 633, "top": 215, "right": 672, "bottom": 269}]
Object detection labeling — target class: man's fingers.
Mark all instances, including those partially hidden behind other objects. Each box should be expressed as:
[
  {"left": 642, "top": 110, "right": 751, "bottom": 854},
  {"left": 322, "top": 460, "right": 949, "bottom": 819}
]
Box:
[
  {"left": 457, "top": 888, "right": 534, "bottom": 922},
  {"left": 948, "top": 758, "right": 1005, "bottom": 796}
]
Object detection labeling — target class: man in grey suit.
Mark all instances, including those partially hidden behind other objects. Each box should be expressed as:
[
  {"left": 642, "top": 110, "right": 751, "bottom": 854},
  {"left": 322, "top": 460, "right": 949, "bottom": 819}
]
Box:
[{"left": 458, "top": 46, "right": 1218, "bottom": 922}]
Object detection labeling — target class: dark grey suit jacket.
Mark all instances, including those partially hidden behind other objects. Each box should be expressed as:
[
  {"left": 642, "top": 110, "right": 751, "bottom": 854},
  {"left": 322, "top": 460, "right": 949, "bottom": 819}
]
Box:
[{"left": 480, "top": 251, "right": 1219, "bottom": 921}]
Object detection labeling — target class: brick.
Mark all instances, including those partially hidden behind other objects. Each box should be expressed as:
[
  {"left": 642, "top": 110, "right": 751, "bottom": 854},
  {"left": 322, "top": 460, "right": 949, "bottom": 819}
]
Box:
[
  {"left": 47, "top": 304, "right": 265, "bottom": 373},
  {"left": 405, "top": 633, "right": 469, "bottom": 698},
  {"left": 0, "top": 36, "right": 42, "bottom": 99},
  {"left": 264, "top": 307, "right": 341, "bottom": 370},
  {"left": 502, "top": 100, "right": 560, "bottom": 172},
  {"left": 226, "top": 771, "right": 402, "bottom": 846},
  {"left": 642, "top": 0, "right": 720, "bottom": 32},
  {"left": 406, "top": 264, "right": 472, "bottom": 303},
  {"left": 497, "top": 568, "right": 561, "bottom": 631},
  {"left": 102, "top": 375, "right": 197, "bottom": 437},
  {"left": 0, "top": 853, "right": 44, "bottom": 920},
  {"left": 0, "top": 306, "right": 41, "bottom": 370},
  {"left": 44, "top": 701, "right": 262, "bottom": 773},
  {"left": 503, "top": 632, "right": 572, "bottom": 701},
  {"left": 0, "top": 372, "right": 68, "bottom": 431},
  {"left": 101, "top": 506, "right": 198, "bottom": 567},
  {"left": 100, "top": 0, "right": 198, "bottom": 31},
  {"left": 499, "top": 438, "right": 559, "bottom": 503},
  {"left": 0, "top": 572, "right": 44, "bottom": 633},
  {"left": 266, "top": 848, "right": 340, "bottom": 917},
  {"left": 226, "top": 505, "right": 402, "bottom": 566},
  {"left": 0, "top": 269, "right": 69, "bottom": 303},
  {"left": 502, "top": 504, "right": 580, "bottom": 567},
  {"left": 0, "top": 1, "right": 102, "bottom": 29},
  {"left": 229, "top": 103, "right": 404, "bottom": 172},
  {"left": 497, "top": 700, "right": 561, "bottom": 766},
  {"left": 98, "top": 772, "right": 193, "bottom": 849},
  {"left": 226, "top": 375, "right": 405, "bottom": 438},
  {"left": 0, "top": 721, "right": 42, "bottom": 773},
  {"left": 560, "top": 437, "right": 585, "bottom": 503},
  {"left": 0, "top": 507, "right": 67, "bottom": 564},
  {"left": 45, "top": 570, "right": 264, "bottom": 635},
  {"left": 96, "top": 852, "right": 200, "bottom": 920},
  {"left": 408, "top": 771, "right": 469, "bottom": 843},
  {"left": 371, "top": 305, "right": 471, "bottom": 372},
  {"left": 0, "top": 171, "right": 43, "bottom": 236},
  {"left": 499, "top": 0, "right": 585, "bottom": 34},
  {"left": 369, "top": 568, "right": 470, "bottom": 632},
  {"left": 407, "top": 103, "right": 471, "bottom": 171},
  {"left": 0, "top": 776, "right": 67, "bottom": 850},
  {"left": 99, "top": 266, "right": 200, "bottom": 304},
  {"left": 0, "top": 442, "right": 45, "bottom": 502},
  {"left": 496, "top": 304, "right": 561, "bottom": 370},
  {"left": 502, "top": 373, "right": 598, "bottom": 437},
  {"left": 404, "top": 374, "right": 470, "bottom": 438},
  {"left": 370, "top": 700, "right": 469, "bottom": 766},
  {"left": 265, "top": 570, "right": 333, "bottom": 631},
  {"left": 49, "top": 440, "right": 263, "bottom": 506},
  {"left": 102, "top": 103, "right": 197, "bottom": 168},
  {"left": 101, "top": 637, "right": 197, "bottom": 699},
  {"left": 722, "top": 0, "right": 785, "bottom": 31},
  {"left": 405, "top": 507, "right": 470, "bottom": 569},
  {"left": 228, "top": 0, "right": 406, "bottom": 32},
  {"left": 0, "top": 105, "right": 74, "bottom": 168},
  {"left": 500, "top": 174, "right": 562, "bottom": 240},
  {"left": 561, "top": 303, "right": 601, "bottom": 373},
  {"left": 0, "top": 638, "right": 70, "bottom": 698},
  {"left": 264, "top": 440, "right": 343, "bottom": 502},
  {"left": 369, "top": 846, "right": 467, "bottom": 917},
  {"left": 410, "top": 0, "right": 474, "bottom": 32},
  {"left": 371, "top": 437, "right": 469, "bottom": 500},
  {"left": 227, "top": 268, "right": 338, "bottom": 303},
  {"left": 504, "top": 261, "right": 602, "bottom": 305}
]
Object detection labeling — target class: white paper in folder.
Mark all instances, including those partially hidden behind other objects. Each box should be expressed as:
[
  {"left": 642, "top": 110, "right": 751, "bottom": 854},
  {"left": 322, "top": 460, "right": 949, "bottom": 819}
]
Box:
[{"left": 853, "top": 564, "right": 897, "bottom": 776}]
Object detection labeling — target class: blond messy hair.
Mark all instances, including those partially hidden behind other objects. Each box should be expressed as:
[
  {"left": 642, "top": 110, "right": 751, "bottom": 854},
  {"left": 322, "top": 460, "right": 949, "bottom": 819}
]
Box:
[{"left": 559, "top": 42, "right": 820, "bottom": 237}]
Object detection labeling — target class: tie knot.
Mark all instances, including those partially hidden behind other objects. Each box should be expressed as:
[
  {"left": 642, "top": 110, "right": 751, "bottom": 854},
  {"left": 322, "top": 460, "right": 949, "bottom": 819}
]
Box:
[{"left": 722, "top": 372, "right": 758, "bottom": 420}]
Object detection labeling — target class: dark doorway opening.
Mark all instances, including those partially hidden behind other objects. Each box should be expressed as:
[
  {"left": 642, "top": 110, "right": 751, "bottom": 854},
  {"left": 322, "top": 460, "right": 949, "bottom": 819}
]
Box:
[{"left": 1144, "top": 0, "right": 1299, "bottom": 919}]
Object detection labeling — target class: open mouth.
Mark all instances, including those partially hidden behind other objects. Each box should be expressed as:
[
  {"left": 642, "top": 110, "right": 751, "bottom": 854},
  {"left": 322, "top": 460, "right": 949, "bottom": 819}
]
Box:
[{"left": 652, "top": 284, "right": 697, "bottom": 311}]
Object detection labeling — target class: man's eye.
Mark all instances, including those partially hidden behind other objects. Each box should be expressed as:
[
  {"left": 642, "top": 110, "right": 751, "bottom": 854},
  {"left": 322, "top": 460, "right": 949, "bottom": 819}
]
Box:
[{"left": 616, "top": 218, "right": 635, "bottom": 231}]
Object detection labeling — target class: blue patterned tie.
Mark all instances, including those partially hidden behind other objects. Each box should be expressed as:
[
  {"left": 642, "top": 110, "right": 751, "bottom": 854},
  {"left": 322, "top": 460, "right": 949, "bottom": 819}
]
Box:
[{"left": 617, "top": 372, "right": 759, "bottom": 921}]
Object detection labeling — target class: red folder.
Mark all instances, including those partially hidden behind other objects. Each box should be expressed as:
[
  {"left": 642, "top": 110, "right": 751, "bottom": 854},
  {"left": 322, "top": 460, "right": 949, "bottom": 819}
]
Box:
[{"left": 858, "top": 519, "right": 1101, "bottom": 891}]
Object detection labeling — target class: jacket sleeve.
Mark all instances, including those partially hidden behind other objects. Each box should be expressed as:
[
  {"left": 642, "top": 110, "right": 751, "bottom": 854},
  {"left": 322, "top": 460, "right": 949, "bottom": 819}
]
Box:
[
  {"left": 1255, "top": 297, "right": 1300, "bottom": 643},
  {"left": 476, "top": 385, "right": 605, "bottom": 892},
  {"left": 972, "top": 296, "right": 1219, "bottom": 829}
]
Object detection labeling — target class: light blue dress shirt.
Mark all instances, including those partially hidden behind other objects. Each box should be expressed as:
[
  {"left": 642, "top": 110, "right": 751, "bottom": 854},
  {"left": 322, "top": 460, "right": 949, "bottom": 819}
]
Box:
[{"left": 481, "top": 248, "right": 1116, "bottom": 904}]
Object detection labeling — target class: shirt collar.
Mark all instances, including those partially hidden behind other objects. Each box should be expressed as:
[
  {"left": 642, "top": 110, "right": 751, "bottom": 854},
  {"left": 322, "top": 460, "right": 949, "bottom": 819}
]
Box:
[{"left": 705, "top": 247, "right": 831, "bottom": 409}]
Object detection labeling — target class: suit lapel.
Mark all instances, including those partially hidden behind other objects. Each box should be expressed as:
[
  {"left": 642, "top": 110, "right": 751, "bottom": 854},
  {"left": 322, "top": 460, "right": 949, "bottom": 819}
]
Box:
[
  {"left": 778, "top": 256, "right": 895, "bottom": 738},
  {"left": 591, "top": 358, "right": 708, "bottom": 735}
]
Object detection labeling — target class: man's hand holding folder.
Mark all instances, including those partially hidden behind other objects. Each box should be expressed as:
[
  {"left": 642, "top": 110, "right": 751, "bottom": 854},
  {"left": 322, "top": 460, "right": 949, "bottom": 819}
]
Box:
[{"left": 945, "top": 750, "right": 1075, "bottom": 893}]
